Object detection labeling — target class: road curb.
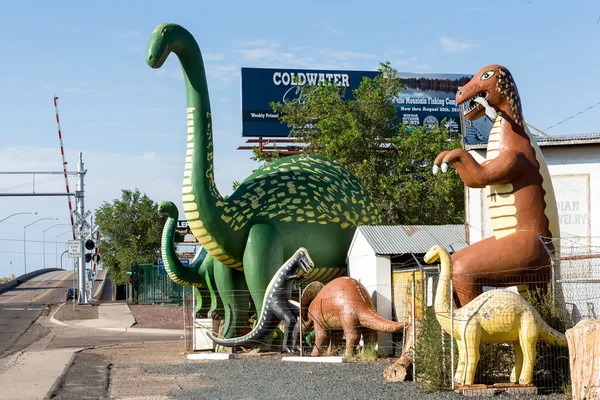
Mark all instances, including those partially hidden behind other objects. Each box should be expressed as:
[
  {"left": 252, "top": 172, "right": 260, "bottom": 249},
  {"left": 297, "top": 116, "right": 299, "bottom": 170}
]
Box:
[{"left": 49, "top": 303, "right": 71, "bottom": 327}]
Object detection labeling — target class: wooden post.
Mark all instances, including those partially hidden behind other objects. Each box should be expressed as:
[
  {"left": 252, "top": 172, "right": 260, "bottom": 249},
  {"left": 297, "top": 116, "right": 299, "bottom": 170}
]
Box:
[{"left": 566, "top": 319, "right": 600, "bottom": 399}]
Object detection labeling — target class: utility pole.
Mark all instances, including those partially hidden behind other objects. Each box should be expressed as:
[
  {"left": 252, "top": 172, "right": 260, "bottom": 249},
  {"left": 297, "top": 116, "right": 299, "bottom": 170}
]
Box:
[{"left": 76, "top": 152, "right": 88, "bottom": 305}]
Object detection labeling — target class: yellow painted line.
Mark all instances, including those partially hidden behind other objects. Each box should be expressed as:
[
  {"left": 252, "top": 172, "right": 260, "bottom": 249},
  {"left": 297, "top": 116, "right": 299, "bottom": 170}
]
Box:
[{"left": 29, "top": 271, "right": 74, "bottom": 303}]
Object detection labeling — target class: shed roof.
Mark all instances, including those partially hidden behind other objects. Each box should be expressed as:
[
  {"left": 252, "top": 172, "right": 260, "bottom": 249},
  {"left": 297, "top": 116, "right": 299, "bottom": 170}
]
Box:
[{"left": 355, "top": 225, "right": 468, "bottom": 255}]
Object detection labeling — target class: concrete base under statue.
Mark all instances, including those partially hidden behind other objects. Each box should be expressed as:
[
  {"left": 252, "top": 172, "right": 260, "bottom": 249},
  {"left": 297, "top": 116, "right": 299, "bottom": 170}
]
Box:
[{"left": 282, "top": 356, "right": 347, "bottom": 363}]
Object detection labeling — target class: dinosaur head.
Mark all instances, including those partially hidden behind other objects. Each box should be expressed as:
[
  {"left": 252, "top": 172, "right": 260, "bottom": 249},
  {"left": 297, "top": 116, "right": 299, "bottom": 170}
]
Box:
[
  {"left": 294, "top": 247, "right": 314, "bottom": 278},
  {"left": 158, "top": 201, "right": 178, "bottom": 217},
  {"left": 146, "top": 23, "right": 186, "bottom": 69},
  {"left": 423, "top": 245, "right": 442, "bottom": 264},
  {"left": 456, "top": 64, "right": 524, "bottom": 126}
]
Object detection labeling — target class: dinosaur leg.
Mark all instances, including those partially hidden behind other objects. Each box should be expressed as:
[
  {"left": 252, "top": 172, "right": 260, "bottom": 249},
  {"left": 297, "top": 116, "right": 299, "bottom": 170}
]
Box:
[
  {"left": 451, "top": 231, "right": 551, "bottom": 307},
  {"left": 213, "top": 259, "right": 250, "bottom": 339},
  {"left": 511, "top": 341, "right": 523, "bottom": 384},
  {"left": 312, "top": 325, "right": 329, "bottom": 356},
  {"left": 243, "top": 224, "right": 284, "bottom": 321},
  {"left": 454, "top": 338, "right": 466, "bottom": 384},
  {"left": 518, "top": 314, "right": 539, "bottom": 385},
  {"left": 278, "top": 307, "right": 298, "bottom": 353},
  {"left": 462, "top": 324, "right": 482, "bottom": 386},
  {"left": 328, "top": 330, "right": 343, "bottom": 355}
]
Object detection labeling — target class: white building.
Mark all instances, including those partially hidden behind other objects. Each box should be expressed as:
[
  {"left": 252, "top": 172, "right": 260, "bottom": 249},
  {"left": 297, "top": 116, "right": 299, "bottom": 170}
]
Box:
[{"left": 347, "top": 225, "right": 467, "bottom": 355}]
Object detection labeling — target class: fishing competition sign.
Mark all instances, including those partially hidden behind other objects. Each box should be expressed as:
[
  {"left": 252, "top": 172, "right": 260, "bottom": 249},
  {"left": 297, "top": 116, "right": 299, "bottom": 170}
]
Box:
[{"left": 241, "top": 67, "right": 471, "bottom": 138}]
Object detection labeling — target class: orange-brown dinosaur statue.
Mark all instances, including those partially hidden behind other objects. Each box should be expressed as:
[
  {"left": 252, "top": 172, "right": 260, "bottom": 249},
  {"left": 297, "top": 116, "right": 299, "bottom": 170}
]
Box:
[
  {"left": 433, "top": 64, "right": 560, "bottom": 308},
  {"left": 300, "top": 277, "right": 405, "bottom": 357}
]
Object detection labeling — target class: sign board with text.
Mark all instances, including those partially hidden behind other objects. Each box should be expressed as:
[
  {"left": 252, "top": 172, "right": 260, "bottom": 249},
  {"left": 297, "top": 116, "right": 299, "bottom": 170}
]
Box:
[
  {"left": 68, "top": 240, "right": 82, "bottom": 258},
  {"left": 241, "top": 67, "right": 471, "bottom": 137}
]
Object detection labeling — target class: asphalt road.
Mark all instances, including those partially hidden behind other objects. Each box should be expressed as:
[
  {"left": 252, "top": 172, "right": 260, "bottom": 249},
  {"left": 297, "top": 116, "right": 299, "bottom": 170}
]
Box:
[{"left": 0, "top": 270, "right": 73, "bottom": 356}]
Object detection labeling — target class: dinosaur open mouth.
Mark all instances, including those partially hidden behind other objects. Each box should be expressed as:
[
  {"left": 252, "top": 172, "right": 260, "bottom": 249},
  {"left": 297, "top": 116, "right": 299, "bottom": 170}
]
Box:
[{"left": 460, "top": 91, "right": 489, "bottom": 116}]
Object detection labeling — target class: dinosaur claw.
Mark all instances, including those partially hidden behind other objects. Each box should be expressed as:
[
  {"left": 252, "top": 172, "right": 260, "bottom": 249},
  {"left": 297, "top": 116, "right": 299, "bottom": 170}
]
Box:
[
  {"left": 441, "top": 162, "right": 448, "bottom": 173},
  {"left": 432, "top": 164, "right": 439, "bottom": 175}
]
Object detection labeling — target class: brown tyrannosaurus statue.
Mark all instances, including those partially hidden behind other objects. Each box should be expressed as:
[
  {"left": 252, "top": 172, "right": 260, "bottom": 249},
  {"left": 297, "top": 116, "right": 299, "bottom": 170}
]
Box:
[
  {"left": 433, "top": 64, "right": 560, "bottom": 307},
  {"left": 300, "top": 277, "right": 405, "bottom": 357}
]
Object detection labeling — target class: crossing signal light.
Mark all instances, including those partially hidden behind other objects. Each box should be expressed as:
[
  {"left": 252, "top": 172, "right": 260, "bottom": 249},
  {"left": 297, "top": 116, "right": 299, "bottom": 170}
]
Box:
[
  {"left": 85, "top": 253, "right": 92, "bottom": 263},
  {"left": 85, "top": 239, "right": 95, "bottom": 251}
]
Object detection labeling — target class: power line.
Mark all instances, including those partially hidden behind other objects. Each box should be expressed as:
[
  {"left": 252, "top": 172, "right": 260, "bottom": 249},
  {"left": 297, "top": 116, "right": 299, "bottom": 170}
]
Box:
[{"left": 544, "top": 100, "right": 600, "bottom": 131}]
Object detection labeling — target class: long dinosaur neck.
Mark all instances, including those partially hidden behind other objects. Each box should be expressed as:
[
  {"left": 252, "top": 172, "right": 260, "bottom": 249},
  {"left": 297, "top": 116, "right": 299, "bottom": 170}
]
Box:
[
  {"left": 434, "top": 249, "right": 452, "bottom": 333},
  {"left": 172, "top": 31, "right": 240, "bottom": 268},
  {"left": 161, "top": 207, "right": 207, "bottom": 287}
]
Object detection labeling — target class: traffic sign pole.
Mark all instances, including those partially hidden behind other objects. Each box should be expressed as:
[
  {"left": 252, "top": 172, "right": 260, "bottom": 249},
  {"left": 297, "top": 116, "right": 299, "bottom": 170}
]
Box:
[{"left": 76, "top": 153, "right": 88, "bottom": 305}]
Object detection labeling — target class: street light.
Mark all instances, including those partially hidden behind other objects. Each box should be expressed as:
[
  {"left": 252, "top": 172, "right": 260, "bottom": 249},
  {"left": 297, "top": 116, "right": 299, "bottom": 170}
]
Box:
[
  {"left": 55, "top": 230, "right": 74, "bottom": 269},
  {"left": 43, "top": 224, "right": 69, "bottom": 268},
  {"left": 23, "top": 217, "right": 58, "bottom": 274},
  {"left": 0, "top": 212, "right": 38, "bottom": 223}
]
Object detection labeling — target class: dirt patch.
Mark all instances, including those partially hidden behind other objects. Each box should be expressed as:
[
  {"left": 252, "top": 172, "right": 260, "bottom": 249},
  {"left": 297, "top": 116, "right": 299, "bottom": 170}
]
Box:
[
  {"left": 52, "top": 302, "right": 98, "bottom": 321},
  {"left": 129, "top": 304, "right": 184, "bottom": 329}
]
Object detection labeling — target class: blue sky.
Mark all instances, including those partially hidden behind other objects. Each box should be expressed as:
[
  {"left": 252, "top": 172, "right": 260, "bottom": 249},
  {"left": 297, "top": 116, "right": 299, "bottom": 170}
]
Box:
[{"left": 0, "top": 0, "right": 599, "bottom": 277}]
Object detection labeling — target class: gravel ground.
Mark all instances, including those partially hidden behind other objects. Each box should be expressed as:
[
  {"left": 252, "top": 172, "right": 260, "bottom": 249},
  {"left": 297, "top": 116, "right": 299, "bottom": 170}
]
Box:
[
  {"left": 54, "top": 341, "right": 569, "bottom": 400},
  {"left": 129, "top": 304, "right": 184, "bottom": 329},
  {"left": 52, "top": 302, "right": 99, "bottom": 321}
]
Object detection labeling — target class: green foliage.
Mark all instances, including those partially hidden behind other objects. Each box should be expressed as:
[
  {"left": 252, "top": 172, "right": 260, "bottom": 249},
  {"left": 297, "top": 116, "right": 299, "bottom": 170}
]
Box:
[
  {"left": 267, "top": 62, "right": 464, "bottom": 225},
  {"left": 94, "top": 189, "right": 166, "bottom": 285},
  {"left": 524, "top": 284, "right": 572, "bottom": 393},
  {"left": 360, "top": 339, "right": 379, "bottom": 361},
  {"left": 414, "top": 308, "right": 456, "bottom": 392}
]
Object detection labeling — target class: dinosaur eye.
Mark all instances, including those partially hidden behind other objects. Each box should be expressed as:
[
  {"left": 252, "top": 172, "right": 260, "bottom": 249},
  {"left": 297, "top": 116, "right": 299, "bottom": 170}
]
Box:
[
  {"left": 480, "top": 69, "right": 495, "bottom": 81},
  {"left": 161, "top": 28, "right": 167, "bottom": 37}
]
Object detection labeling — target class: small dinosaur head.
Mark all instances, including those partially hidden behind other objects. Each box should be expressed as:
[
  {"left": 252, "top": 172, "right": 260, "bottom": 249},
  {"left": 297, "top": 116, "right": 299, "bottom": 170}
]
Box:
[
  {"left": 424, "top": 245, "right": 442, "bottom": 264},
  {"left": 158, "top": 201, "right": 177, "bottom": 216},
  {"left": 146, "top": 23, "right": 186, "bottom": 69},
  {"left": 294, "top": 247, "right": 314, "bottom": 278},
  {"left": 456, "top": 64, "right": 524, "bottom": 126}
]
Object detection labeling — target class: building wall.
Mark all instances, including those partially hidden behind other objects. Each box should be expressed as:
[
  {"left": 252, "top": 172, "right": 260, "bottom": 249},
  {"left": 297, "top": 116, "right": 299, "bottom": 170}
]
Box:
[
  {"left": 347, "top": 230, "right": 394, "bottom": 355},
  {"left": 466, "top": 143, "right": 600, "bottom": 321}
]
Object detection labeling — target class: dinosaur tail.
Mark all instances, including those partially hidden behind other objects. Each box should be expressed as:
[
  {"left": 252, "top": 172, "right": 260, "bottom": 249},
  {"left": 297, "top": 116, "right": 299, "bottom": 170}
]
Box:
[
  {"left": 538, "top": 319, "right": 568, "bottom": 347},
  {"left": 207, "top": 322, "right": 271, "bottom": 348},
  {"left": 358, "top": 309, "right": 406, "bottom": 333}
]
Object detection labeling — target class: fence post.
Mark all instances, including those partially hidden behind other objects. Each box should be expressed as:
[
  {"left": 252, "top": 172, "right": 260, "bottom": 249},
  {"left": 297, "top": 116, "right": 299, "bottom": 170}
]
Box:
[
  {"left": 450, "top": 278, "right": 455, "bottom": 390},
  {"left": 412, "top": 270, "right": 416, "bottom": 381}
]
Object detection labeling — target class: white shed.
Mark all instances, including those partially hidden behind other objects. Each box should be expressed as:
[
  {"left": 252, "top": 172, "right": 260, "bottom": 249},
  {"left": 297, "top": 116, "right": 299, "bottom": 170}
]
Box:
[{"left": 346, "top": 225, "right": 468, "bottom": 355}]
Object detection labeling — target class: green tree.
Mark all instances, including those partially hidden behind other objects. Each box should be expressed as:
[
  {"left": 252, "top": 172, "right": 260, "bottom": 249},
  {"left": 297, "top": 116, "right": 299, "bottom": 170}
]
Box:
[
  {"left": 266, "top": 62, "right": 464, "bottom": 225},
  {"left": 94, "top": 189, "right": 166, "bottom": 285}
]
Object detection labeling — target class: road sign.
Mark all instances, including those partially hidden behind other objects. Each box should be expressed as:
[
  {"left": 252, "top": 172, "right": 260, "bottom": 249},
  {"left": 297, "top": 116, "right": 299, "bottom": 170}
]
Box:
[
  {"left": 74, "top": 229, "right": 90, "bottom": 238},
  {"left": 68, "top": 240, "right": 82, "bottom": 258}
]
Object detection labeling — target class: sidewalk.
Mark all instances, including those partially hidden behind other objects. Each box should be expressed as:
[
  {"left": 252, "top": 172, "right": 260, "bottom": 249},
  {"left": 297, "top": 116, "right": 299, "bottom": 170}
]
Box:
[
  {"left": 0, "top": 302, "right": 184, "bottom": 399},
  {"left": 51, "top": 302, "right": 185, "bottom": 335}
]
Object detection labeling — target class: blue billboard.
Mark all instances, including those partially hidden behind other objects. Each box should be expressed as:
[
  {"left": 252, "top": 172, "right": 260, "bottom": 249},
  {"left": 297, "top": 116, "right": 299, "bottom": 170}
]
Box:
[{"left": 241, "top": 67, "right": 471, "bottom": 138}]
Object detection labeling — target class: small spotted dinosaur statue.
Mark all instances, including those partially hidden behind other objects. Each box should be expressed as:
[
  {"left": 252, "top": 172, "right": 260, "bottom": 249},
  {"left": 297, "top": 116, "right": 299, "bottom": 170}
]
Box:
[
  {"left": 424, "top": 245, "right": 567, "bottom": 386},
  {"left": 299, "top": 277, "right": 406, "bottom": 357},
  {"left": 433, "top": 64, "right": 560, "bottom": 307},
  {"left": 208, "top": 248, "right": 314, "bottom": 353},
  {"left": 147, "top": 23, "right": 381, "bottom": 340}
]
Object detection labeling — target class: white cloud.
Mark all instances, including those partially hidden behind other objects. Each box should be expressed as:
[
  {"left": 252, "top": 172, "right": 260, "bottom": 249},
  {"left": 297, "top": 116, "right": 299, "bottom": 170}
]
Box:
[{"left": 438, "top": 37, "right": 480, "bottom": 53}]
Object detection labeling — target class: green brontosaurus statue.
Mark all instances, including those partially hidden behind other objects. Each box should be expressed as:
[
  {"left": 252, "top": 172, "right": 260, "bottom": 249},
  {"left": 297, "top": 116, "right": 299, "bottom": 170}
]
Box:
[{"left": 147, "top": 23, "right": 382, "bottom": 339}]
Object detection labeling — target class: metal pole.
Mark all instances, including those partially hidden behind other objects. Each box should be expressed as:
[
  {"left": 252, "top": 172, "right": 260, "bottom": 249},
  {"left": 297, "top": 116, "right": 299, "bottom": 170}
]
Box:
[
  {"left": 412, "top": 271, "right": 416, "bottom": 381},
  {"left": 299, "top": 287, "right": 303, "bottom": 357},
  {"left": 23, "top": 227, "right": 26, "bottom": 274},
  {"left": 450, "top": 279, "right": 455, "bottom": 390},
  {"left": 77, "top": 152, "right": 87, "bottom": 305}
]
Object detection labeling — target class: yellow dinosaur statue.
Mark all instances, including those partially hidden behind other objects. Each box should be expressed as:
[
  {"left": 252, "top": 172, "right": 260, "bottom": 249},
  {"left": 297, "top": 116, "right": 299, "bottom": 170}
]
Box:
[{"left": 424, "top": 245, "right": 568, "bottom": 386}]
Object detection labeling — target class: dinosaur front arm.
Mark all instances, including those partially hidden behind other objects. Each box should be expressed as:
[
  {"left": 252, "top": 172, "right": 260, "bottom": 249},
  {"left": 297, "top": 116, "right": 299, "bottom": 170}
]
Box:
[{"left": 434, "top": 149, "right": 524, "bottom": 188}]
